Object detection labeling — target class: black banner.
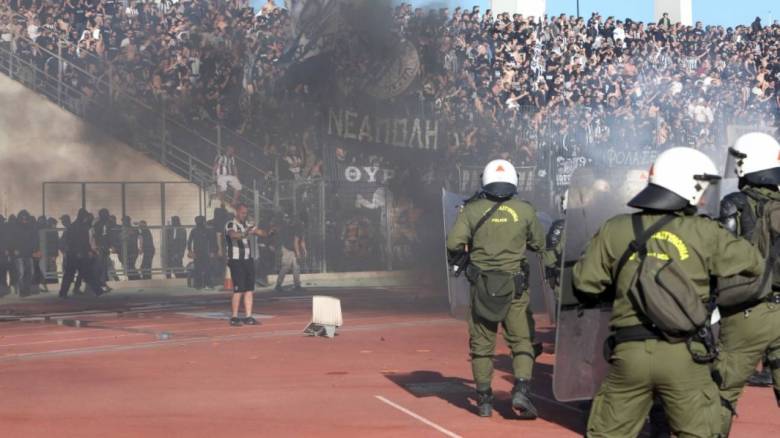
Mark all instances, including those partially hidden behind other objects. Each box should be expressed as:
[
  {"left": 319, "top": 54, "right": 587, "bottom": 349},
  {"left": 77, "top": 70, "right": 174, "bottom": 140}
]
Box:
[{"left": 325, "top": 107, "right": 440, "bottom": 152}]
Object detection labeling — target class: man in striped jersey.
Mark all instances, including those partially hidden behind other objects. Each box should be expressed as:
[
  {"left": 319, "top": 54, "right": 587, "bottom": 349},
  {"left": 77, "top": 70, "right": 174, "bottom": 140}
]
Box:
[
  {"left": 213, "top": 146, "right": 242, "bottom": 207},
  {"left": 225, "top": 204, "right": 267, "bottom": 327}
]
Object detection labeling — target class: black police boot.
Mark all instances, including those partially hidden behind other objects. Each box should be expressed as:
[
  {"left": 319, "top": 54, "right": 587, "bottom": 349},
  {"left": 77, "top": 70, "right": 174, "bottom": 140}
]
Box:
[
  {"left": 475, "top": 389, "right": 493, "bottom": 418},
  {"left": 533, "top": 342, "right": 544, "bottom": 358},
  {"left": 511, "top": 379, "right": 538, "bottom": 420},
  {"left": 747, "top": 368, "right": 773, "bottom": 387}
]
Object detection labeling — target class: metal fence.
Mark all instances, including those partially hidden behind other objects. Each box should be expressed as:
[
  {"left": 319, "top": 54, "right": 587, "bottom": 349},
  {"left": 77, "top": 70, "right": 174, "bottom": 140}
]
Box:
[{"left": 42, "top": 181, "right": 206, "bottom": 227}]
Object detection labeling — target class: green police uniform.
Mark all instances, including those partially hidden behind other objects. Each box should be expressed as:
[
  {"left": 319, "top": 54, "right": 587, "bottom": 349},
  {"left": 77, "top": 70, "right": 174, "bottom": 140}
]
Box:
[
  {"left": 446, "top": 197, "right": 550, "bottom": 391},
  {"left": 574, "top": 213, "right": 763, "bottom": 438},
  {"left": 716, "top": 186, "right": 780, "bottom": 436}
]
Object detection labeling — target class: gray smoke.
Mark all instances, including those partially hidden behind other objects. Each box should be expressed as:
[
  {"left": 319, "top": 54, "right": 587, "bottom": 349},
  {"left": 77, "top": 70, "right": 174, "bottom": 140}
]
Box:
[{"left": 0, "top": 75, "right": 189, "bottom": 218}]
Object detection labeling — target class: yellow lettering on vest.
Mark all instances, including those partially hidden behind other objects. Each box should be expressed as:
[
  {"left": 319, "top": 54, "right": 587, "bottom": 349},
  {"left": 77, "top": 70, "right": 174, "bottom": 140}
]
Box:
[
  {"left": 651, "top": 231, "right": 689, "bottom": 260},
  {"left": 481, "top": 205, "right": 520, "bottom": 223}
]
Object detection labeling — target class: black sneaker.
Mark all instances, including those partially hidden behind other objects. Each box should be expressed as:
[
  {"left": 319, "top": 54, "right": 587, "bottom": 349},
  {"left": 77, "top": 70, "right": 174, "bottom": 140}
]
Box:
[
  {"left": 243, "top": 316, "right": 260, "bottom": 326},
  {"left": 274, "top": 285, "right": 284, "bottom": 293},
  {"left": 229, "top": 317, "right": 243, "bottom": 327}
]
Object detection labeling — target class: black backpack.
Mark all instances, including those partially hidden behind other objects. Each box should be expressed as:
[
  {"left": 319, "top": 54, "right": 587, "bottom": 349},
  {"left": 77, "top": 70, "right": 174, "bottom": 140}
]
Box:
[{"left": 716, "top": 191, "right": 780, "bottom": 308}]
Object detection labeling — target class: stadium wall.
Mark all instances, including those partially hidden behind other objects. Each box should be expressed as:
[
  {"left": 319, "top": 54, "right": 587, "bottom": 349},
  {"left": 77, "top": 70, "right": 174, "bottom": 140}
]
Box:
[
  {"left": 491, "top": 0, "right": 546, "bottom": 18},
  {"left": 0, "top": 74, "right": 199, "bottom": 224},
  {"left": 654, "top": 0, "right": 693, "bottom": 26}
]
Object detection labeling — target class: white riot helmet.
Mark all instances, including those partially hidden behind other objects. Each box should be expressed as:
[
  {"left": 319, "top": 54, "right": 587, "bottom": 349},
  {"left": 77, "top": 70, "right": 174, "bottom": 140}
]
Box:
[
  {"left": 730, "top": 132, "right": 780, "bottom": 186},
  {"left": 482, "top": 159, "right": 518, "bottom": 198},
  {"left": 628, "top": 147, "right": 721, "bottom": 211}
]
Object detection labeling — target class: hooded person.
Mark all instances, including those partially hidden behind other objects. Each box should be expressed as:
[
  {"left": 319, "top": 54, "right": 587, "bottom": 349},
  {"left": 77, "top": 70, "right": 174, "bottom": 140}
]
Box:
[
  {"left": 165, "top": 216, "right": 187, "bottom": 278},
  {"left": 93, "top": 208, "right": 113, "bottom": 288},
  {"left": 0, "top": 215, "right": 9, "bottom": 295},
  {"left": 120, "top": 216, "right": 140, "bottom": 280},
  {"left": 138, "top": 220, "right": 155, "bottom": 280},
  {"left": 59, "top": 209, "right": 105, "bottom": 298},
  {"left": 187, "top": 215, "right": 217, "bottom": 289},
  {"left": 11, "top": 210, "right": 39, "bottom": 296},
  {"left": 572, "top": 147, "right": 765, "bottom": 437},
  {"left": 42, "top": 217, "right": 59, "bottom": 285}
]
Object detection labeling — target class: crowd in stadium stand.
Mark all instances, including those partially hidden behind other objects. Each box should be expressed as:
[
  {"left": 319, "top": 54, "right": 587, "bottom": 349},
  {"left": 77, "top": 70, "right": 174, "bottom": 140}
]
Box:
[{"left": 1, "top": 1, "right": 779, "bottom": 177}]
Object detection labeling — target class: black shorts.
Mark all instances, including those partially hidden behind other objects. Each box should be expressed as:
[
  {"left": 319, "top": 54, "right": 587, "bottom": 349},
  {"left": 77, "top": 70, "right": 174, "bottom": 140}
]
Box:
[{"left": 228, "top": 259, "right": 255, "bottom": 293}]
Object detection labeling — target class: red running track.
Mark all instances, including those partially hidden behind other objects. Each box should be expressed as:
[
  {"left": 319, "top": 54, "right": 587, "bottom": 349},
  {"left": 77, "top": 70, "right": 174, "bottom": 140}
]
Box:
[{"left": 0, "top": 288, "right": 776, "bottom": 437}]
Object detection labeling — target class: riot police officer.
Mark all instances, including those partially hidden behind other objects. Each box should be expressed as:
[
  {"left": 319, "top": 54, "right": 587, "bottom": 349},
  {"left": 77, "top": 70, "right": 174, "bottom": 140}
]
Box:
[
  {"left": 717, "top": 132, "right": 780, "bottom": 435},
  {"left": 446, "top": 159, "right": 549, "bottom": 419},
  {"left": 573, "top": 147, "right": 764, "bottom": 437}
]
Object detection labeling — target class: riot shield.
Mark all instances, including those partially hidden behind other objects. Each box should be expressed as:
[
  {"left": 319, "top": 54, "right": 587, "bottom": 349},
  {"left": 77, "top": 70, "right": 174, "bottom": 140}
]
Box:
[
  {"left": 553, "top": 167, "right": 649, "bottom": 402},
  {"left": 442, "top": 189, "right": 471, "bottom": 320},
  {"left": 529, "top": 211, "right": 557, "bottom": 322}
]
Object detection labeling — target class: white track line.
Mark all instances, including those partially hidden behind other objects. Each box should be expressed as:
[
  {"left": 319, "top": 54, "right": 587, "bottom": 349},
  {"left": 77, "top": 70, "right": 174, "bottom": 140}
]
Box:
[{"left": 375, "top": 395, "right": 462, "bottom": 438}]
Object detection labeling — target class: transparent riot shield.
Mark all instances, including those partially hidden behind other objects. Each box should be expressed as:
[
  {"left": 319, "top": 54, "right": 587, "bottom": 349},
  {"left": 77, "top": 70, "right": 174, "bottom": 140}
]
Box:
[
  {"left": 529, "top": 211, "right": 556, "bottom": 321},
  {"left": 553, "top": 167, "right": 650, "bottom": 402},
  {"left": 442, "top": 189, "right": 471, "bottom": 320}
]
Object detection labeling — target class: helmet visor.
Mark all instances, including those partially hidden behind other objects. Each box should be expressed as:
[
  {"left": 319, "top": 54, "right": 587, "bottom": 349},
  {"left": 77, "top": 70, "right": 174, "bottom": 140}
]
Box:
[
  {"left": 483, "top": 182, "right": 517, "bottom": 199},
  {"left": 627, "top": 183, "right": 689, "bottom": 211},
  {"left": 744, "top": 166, "right": 780, "bottom": 187}
]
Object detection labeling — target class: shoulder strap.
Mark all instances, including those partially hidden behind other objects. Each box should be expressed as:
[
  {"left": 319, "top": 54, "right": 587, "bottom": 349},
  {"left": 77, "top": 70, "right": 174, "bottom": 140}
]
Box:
[
  {"left": 614, "top": 214, "right": 677, "bottom": 280},
  {"left": 468, "top": 200, "right": 505, "bottom": 246}
]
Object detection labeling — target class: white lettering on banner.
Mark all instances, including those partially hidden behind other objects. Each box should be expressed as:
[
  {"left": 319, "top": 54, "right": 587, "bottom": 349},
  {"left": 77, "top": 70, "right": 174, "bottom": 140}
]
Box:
[
  {"left": 343, "top": 166, "right": 395, "bottom": 184},
  {"left": 328, "top": 108, "right": 439, "bottom": 151},
  {"left": 344, "top": 166, "right": 362, "bottom": 182},
  {"left": 606, "top": 149, "right": 657, "bottom": 168},
  {"left": 555, "top": 156, "right": 588, "bottom": 187}
]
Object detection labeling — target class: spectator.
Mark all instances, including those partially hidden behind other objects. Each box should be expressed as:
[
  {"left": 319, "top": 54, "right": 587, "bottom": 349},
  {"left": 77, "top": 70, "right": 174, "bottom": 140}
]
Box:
[
  {"left": 59, "top": 214, "right": 84, "bottom": 295},
  {"left": 273, "top": 213, "right": 305, "bottom": 293},
  {"left": 43, "top": 217, "right": 59, "bottom": 288},
  {"left": 11, "top": 210, "right": 39, "bottom": 296},
  {"left": 187, "top": 215, "right": 217, "bottom": 289},
  {"left": 225, "top": 203, "right": 267, "bottom": 326},
  {"left": 214, "top": 146, "right": 242, "bottom": 207},
  {"left": 138, "top": 220, "right": 155, "bottom": 280},
  {"left": 165, "top": 216, "right": 187, "bottom": 278},
  {"left": 658, "top": 12, "right": 671, "bottom": 27},
  {"left": 0, "top": 215, "right": 10, "bottom": 296},
  {"left": 120, "top": 215, "right": 140, "bottom": 280},
  {"left": 59, "top": 208, "right": 104, "bottom": 298},
  {"left": 93, "top": 208, "right": 113, "bottom": 290}
]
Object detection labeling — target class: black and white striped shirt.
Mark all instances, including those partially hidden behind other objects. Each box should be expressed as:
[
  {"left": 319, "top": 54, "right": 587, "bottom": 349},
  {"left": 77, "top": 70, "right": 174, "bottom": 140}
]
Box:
[
  {"left": 225, "top": 220, "right": 252, "bottom": 260},
  {"left": 215, "top": 153, "right": 237, "bottom": 176}
]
